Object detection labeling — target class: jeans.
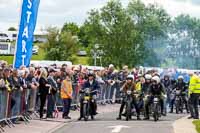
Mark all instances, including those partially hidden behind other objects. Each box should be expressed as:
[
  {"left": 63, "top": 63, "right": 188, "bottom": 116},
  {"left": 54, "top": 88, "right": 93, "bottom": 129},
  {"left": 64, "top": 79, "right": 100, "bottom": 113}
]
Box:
[
  {"left": 115, "top": 83, "right": 121, "bottom": 100},
  {"left": 109, "top": 84, "right": 116, "bottom": 102},
  {"left": 11, "top": 90, "right": 21, "bottom": 117},
  {"left": 105, "top": 84, "right": 111, "bottom": 101},
  {"left": 62, "top": 98, "right": 72, "bottom": 117},
  {"left": 47, "top": 94, "right": 55, "bottom": 117},
  {"left": 99, "top": 83, "right": 106, "bottom": 102},
  {"left": 56, "top": 92, "right": 63, "bottom": 106},
  {"left": 0, "top": 90, "right": 7, "bottom": 120}
]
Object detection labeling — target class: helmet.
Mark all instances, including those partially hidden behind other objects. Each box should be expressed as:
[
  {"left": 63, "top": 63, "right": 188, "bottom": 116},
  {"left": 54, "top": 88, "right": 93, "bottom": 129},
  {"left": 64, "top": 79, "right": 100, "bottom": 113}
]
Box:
[
  {"left": 127, "top": 75, "right": 134, "bottom": 81},
  {"left": 178, "top": 75, "right": 184, "bottom": 80},
  {"left": 109, "top": 64, "right": 114, "bottom": 68},
  {"left": 164, "top": 74, "right": 170, "bottom": 78},
  {"left": 152, "top": 76, "right": 160, "bottom": 84},
  {"left": 88, "top": 71, "right": 95, "bottom": 77},
  {"left": 145, "top": 74, "right": 152, "bottom": 80}
]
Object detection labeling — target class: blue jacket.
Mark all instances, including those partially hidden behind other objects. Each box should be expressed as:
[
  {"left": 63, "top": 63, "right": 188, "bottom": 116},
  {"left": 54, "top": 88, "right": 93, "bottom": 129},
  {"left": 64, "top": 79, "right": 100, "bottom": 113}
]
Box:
[{"left": 82, "top": 80, "right": 100, "bottom": 94}]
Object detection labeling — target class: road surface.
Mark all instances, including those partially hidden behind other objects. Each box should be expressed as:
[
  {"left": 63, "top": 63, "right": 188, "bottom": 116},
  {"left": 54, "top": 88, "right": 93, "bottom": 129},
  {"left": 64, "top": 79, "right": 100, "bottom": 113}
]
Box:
[{"left": 54, "top": 110, "right": 187, "bottom": 133}]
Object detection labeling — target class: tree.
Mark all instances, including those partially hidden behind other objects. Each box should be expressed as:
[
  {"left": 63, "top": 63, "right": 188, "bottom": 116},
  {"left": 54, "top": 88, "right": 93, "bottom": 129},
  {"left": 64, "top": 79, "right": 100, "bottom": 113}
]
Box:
[
  {"left": 61, "top": 22, "right": 80, "bottom": 36},
  {"left": 84, "top": 0, "right": 145, "bottom": 68},
  {"left": 167, "top": 15, "right": 200, "bottom": 69},
  {"left": 8, "top": 27, "right": 17, "bottom": 31},
  {"left": 44, "top": 27, "right": 78, "bottom": 62},
  {"left": 127, "top": 0, "right": 171, "bottom": 66}
]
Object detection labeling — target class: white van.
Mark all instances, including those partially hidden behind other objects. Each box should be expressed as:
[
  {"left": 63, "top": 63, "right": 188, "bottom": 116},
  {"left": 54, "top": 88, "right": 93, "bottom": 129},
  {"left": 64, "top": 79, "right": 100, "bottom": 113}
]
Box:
[
  {"left": 0, "top": 42, "right": 15, "bottom": 55},
  {"left": 0, "top": 33, "right": 11, "bottom": 42}
]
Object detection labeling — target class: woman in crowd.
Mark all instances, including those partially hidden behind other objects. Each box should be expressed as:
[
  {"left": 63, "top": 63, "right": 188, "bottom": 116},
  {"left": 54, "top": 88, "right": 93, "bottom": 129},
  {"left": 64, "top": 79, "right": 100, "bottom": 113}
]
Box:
[
  {"left": 61, "top": 73, "right": 73, "bottom": 119},
  {"left": 0, "top": 69, "right": 6, "bottom": 120},
  {"left": 11, "top": 70, "right": 21, "bottom": 118},
  {"left": 38, "top": 68, "right": 49, "bottom": 119}
]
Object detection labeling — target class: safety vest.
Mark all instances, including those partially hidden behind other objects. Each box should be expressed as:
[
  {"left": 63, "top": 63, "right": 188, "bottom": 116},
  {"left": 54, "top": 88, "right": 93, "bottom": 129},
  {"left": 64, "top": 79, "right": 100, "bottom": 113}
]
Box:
[
  {"left": 189, "top": 75, "right": 200, "bottom": 94},
  {"left": 195, "top": 76, "right": 200, "bottom": 93},
  {"left": 136, "top": 82, "right": 141, "bottom": 92}
]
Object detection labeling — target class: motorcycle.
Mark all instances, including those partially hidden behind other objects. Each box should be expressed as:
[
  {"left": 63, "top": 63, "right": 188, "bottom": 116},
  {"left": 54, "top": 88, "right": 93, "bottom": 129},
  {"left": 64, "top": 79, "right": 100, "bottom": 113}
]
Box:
[
  {"left": 124, "top": 90, "right": 135, "bottom": 121},
  {"left": 81, "top": 88, "right": 98, "bottom": 121},
  {"left": 151, "top": 95, "right": 161, "bottom": 122},
  {"left": 175, "top": 89, "right": 183, "bottom": 114}
]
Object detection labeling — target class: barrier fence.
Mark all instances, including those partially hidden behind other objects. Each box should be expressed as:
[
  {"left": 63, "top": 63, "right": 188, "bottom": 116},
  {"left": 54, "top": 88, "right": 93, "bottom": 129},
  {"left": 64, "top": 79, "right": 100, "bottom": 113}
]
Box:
[{"left": 0, "top": 81, "right": 123, "bottom": 132}]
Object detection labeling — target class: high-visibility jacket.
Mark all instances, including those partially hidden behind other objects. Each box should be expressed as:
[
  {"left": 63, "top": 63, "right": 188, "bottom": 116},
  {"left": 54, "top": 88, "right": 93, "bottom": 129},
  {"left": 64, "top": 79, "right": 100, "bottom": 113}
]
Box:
[
  {"left": 136, "top": 82, "right": 141, "bottom": 92},
  {"left": 189, "top": 75, "right": 200, "bottom": 94},
  {"left": 195, "top": 76, "right": 200, "bottom": 93}
]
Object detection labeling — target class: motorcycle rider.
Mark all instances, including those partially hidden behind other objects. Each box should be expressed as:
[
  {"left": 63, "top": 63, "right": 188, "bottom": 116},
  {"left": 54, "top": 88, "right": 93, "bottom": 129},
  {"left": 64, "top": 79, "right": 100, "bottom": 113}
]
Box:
[
  {"left": 144, "top": 76, "right": 166, "bottom": 120},
  {"left": 140, "top": 74, "right": 152, "bottom": 116},
  {"left": 170, "top": 75, "right": 189, "bottom": 113},
  {"left": 78, "top": 72, "right": 100, "bottom": 120},
  {"left": 161, "top": 74, "right": 171, "bottom": 115},
  {"left": 141, "top": 74, "right": 152, "bottom": 95},
  {"left": 117, "top": 75, "right": 141, "bottom": 120}
]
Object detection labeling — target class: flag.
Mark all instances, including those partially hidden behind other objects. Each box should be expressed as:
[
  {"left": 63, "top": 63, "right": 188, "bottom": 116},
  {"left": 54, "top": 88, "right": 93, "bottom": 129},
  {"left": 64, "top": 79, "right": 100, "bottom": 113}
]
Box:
[{"left": 14, "top": 0, "right": 40, "bottom": 68}]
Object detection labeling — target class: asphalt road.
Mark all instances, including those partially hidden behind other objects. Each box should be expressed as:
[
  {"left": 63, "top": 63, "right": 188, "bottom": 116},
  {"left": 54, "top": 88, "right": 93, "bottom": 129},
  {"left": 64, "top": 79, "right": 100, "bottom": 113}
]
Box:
[{"left": 54, "top": 110, "right": 187, "bottom": 133}]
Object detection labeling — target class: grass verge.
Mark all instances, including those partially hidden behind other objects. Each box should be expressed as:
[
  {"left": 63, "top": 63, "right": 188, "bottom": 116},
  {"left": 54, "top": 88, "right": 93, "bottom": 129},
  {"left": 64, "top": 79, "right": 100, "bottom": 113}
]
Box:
[{"left": 193, "top": 120, "right": 200, "bottom": 133}]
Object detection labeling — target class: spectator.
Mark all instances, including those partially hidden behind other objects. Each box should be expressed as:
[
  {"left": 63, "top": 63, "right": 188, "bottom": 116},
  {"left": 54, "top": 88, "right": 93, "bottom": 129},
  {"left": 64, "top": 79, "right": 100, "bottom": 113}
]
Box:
[
  {"left": 11, "top": 70, "right": 21, "bottom": 118},
  {"left": 46, "top": 68, "right": 58, "bottom": 118},
  {"left": 38, "top": 68, "right": 49, "bottom": 119},
  {"left": 61, "top": 73, "right": 73, "bottom": 119}
]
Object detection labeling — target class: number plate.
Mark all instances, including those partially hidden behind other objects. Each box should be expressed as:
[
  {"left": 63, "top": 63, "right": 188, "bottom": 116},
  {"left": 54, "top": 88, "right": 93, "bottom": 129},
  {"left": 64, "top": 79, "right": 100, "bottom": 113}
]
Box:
[
  {"left": 127, "top": 91, "right": 132, "bottom": 95},
  {"left": 84, "top": 96, "right": 90, "bottom": 100},
  {"left": 154, "top": 98, "right": 159, "bottom": 102},
  {"left": 83, "top": 101, "right": 88, "bottom": 103}
]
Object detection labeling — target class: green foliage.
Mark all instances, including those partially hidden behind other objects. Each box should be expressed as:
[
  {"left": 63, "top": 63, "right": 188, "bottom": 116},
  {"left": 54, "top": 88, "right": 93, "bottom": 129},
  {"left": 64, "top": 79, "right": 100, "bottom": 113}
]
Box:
[
  {"left": 61, "top": 22, "right": 80, "bottom": 36},
  {"left": 168, "top": 14, "right": 200, "bottom": 69},
  {"left": 193, "top": 120, "right": 200, "bottom": 133},
  {"left": 43, "top": 27, "right": 78, "bottom": 62},
  {"left": 127, "top": 0, "right": 171, "bottom": 66},
  {"left": 81, "top": 0, "right": 171, "bottom": 68},
  {"left": 8, "top": 27, "right": 17, "bottom": 31}
]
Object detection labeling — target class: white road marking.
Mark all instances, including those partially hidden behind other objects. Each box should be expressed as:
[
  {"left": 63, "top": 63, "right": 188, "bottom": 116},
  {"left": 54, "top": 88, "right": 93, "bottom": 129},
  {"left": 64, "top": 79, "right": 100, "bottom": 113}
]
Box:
[{"left": 108, "top": 125, "right": 130, "bottom": 133}]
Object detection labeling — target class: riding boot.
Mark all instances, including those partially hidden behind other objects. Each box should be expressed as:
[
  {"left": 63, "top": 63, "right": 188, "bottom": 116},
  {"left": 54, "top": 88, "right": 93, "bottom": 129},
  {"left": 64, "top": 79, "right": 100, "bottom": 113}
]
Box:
[
  {"left": 116, "top": 114, "right": 122, "bottom": 120},
  {"left": 137, "top": 115, "right": 141, "bottom": 120}
]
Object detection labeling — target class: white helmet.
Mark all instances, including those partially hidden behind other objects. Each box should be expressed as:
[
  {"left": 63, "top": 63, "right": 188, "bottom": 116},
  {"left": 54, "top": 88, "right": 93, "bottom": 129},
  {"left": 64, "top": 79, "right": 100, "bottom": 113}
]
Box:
[
  {"left": 127, "top": 75, "right": 134, "bottom": 81},
  {"left": 152, "top": 76, "right": 160, "bottom": 84},
  {"left": 109, "top": 64, "right": 114, "bottom": 68},
  {"left": 145, "top": 74, "right": 152, "bottom": 80},
  {"left": 178, "top": 75, "right": 184, "bottom": 80}
]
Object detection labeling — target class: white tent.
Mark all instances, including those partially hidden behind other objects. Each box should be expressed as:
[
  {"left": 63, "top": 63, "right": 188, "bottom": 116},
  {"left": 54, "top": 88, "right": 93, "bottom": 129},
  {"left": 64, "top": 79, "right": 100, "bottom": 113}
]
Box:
[{"left": 30, "top": 60, "right": 72, "bottom": 67}]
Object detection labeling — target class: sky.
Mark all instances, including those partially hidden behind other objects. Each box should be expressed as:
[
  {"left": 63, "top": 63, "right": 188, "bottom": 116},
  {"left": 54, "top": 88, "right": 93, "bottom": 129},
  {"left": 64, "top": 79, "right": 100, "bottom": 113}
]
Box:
[{"left": 0, "top": 0, "right": 200, "bottom": 32}]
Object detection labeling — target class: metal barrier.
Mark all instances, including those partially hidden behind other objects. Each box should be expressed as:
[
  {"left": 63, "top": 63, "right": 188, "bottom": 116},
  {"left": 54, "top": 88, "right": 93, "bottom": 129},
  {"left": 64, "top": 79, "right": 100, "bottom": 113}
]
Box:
[{"left": 0, "top": 80, "right": 123, "bottom": 132}]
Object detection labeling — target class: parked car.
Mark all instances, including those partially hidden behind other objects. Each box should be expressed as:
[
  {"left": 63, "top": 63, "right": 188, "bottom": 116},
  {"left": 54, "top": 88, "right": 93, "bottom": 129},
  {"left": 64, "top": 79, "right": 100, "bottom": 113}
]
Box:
[
  {"left": 32, "top": 45, "right": 39, "bottom": 55},
  {"left": 77, "top": 50, "right": 87, "bottom": 56},
  {"left": 0, "top": 33, "right": 11, "bottom": 42}
]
